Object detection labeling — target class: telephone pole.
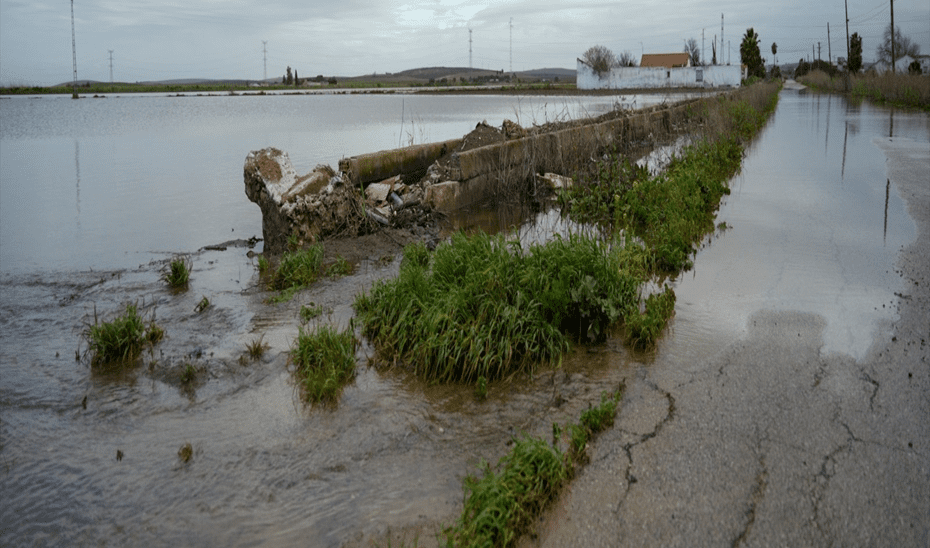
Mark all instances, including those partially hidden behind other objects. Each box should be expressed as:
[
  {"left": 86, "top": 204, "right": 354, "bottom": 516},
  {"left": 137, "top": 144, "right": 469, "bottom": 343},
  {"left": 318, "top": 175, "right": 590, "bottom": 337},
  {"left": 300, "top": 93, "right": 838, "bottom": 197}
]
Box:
[
  {"left": 70, "top": 0, "right": 78, "bottom": 99},
  {"left": 702, "top": 29, "right": 705, "bottom": 67},
  {"left": 890, "top": 0, "right": 895, "bottom": 73},
  {"left": 721, "top": 14, "right": 724, "bottom": 65},
  {"left": 509, "top": 19, "right": 513, "bottom": 73},
  {"left": 108, "top": 50, "right": 113, "bottom": 83},
  {"left": 262, "top": 40, "right": 268, "bottom": 81},
  {"left": 827, "top": 23, "right": 832, "bottom": 64},
  {"left": 845, "top": 0, "right": 851, "bottom": 89}
]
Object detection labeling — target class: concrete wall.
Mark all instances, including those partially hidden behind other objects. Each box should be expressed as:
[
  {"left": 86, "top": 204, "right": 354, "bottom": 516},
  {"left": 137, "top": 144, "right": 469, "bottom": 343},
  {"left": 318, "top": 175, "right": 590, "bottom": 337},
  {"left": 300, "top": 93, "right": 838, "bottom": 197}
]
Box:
[
  {"left": 433, "top": 100, "right": 702, "bottom": 209},
  {"left": 577, "top": 59, "right": 743, "bottom": 90}
]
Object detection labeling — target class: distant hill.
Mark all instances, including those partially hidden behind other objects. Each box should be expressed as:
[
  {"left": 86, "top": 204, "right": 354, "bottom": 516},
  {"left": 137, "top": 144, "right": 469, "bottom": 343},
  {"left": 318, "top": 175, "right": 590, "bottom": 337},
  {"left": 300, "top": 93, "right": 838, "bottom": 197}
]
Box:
[{"left": 50, "top": 67, "right": 577, "bottom": 89}]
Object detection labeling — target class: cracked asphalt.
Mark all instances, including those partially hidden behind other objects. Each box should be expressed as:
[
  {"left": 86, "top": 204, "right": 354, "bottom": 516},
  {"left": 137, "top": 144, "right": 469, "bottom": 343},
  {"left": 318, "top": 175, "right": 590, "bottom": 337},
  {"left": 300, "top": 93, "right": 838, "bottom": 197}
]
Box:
[{"left": 522, "top": 89, "right": 929, "bottom": 547}]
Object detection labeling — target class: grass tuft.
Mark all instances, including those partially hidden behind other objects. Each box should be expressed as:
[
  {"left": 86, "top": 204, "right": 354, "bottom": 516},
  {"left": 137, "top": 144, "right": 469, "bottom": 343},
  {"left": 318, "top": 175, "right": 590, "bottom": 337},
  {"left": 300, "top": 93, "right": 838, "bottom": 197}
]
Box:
[
  {"left": 446, "top": 436, "right": 567, "bottom": 548},
  {"left": 164, "top": 257, "right": 191, "bottom": 289},
  {"left": 300, "top": 303, "right": 325, "bottom": 322},
  {"left": 291, "top": 324, "right": 357, "bottom": 404},
  {"left": 355, "top": 231, "right": 645, "bottom": 383},
  {"left": 194, "top": 296, "right": 210, "bottom": 313},
  {"left": 445, "top": 388, "right": 622, "bottom": 547},
  {"left": 245, "top": 334, "right": 269, "bottom": 361},
  {"left": 83, "top": 303, "right": 164, "bottom": 369}
]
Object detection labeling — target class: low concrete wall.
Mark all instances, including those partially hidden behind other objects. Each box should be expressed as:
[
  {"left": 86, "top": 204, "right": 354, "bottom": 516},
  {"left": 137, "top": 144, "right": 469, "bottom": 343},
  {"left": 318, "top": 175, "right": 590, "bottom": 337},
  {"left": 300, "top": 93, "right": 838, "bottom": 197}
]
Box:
[
  {"left": 330, "top": 89, "right": 762, "bottom": 212},
  {"left": 440, "top": 101, "right": 700, "bottom": 209},
  {"left": 339, "top": 138, "right": 462, "bottom": 187},
  {"left": 577, "top": 59, "right": 743, "bottom": 90}
]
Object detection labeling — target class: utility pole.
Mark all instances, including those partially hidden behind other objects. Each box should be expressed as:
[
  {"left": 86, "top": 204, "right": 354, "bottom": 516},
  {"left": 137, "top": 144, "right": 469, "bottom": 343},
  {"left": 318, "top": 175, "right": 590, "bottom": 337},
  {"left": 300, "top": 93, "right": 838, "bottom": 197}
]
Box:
[
  {"left": 845, "top": 0, "right": 851, "bottom": 89},
  {"left": 508, "top": 19, "right": 513, "bottom": 73},
  {"left": 108, "top": 50, "right": 113, "bottom": 83},
  {"left": 890, "top": 0, "right": 895, "bottom": 73},
  {"left": 469, "top": 28, "right": 473, "bottom": 69},
  {"left": 721, "top": 14, "right": 724, "bottom": 65},
  {"left": 827, "top": 23, "right": 832, "bottom": 64},
  {"left": 70, "top": 0, "right": 78, "bottom": 99},
  {"left": 818, "top": 42, "right": 822, "bottom": 61},
  {"left": 262, "top": 41, "right": 268, "bottom": 81},
  {"left": 702, "top": 29, "right": 705, "bottom": 67}
]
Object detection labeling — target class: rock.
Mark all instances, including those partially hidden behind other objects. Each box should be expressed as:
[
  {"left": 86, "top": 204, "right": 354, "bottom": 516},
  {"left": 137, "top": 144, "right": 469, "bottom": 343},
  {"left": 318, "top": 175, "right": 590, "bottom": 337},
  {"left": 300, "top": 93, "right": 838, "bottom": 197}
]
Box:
[
  {"left": 536, "top": 172, "right": 574, "bottom": 190},
  {"left": 365, "top": 183, "right": 393, "bottom": 203},
  {"left": 502, "top": 119, "right": 527, "bottom": 139},
  {"left": 425, "top": 181, "right": 461, "bottom": 210}
]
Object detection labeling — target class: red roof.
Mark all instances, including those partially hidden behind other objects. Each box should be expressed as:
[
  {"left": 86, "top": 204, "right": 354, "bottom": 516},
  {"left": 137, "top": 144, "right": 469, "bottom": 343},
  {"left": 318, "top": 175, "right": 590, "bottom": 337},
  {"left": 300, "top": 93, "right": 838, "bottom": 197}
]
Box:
[{"left": 640, "top": 53, "right": 691, "bottom": 68}]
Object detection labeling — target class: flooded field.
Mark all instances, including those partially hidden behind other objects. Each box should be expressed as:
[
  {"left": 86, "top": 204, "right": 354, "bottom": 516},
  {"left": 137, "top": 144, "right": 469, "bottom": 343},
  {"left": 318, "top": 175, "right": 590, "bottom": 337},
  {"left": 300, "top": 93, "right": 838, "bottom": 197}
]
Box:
[{"left": 1, "top": 87, "right": 927, "bottom": 546}]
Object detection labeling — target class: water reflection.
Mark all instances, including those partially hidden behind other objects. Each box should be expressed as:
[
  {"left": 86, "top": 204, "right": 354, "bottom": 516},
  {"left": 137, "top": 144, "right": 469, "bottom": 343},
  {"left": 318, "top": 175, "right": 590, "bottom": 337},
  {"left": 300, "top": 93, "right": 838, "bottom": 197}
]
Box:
[{"left": 74, "top": 140, "right": 81, "bottom": 233}]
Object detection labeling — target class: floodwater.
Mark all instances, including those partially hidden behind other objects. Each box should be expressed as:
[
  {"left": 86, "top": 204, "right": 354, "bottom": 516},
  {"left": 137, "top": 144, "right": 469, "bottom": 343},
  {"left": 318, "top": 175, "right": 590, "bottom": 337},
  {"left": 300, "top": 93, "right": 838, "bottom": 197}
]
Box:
[{"left": 0, "top": 88, "right": 925, "bottom": 546}]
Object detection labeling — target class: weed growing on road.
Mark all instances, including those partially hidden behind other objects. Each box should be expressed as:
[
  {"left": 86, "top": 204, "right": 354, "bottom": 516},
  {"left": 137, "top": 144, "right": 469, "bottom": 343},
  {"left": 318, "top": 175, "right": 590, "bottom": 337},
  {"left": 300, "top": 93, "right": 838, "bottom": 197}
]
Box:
[{"left": 445, "top": 388, "right": 622, "bottom": 547}]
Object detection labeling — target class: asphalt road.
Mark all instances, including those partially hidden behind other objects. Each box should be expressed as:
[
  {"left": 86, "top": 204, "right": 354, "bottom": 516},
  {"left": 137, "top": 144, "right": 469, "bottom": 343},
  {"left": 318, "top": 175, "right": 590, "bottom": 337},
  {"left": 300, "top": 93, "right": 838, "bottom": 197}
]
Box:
[{"left": 523, "top": 95, "right": 930, "bottom": 548}]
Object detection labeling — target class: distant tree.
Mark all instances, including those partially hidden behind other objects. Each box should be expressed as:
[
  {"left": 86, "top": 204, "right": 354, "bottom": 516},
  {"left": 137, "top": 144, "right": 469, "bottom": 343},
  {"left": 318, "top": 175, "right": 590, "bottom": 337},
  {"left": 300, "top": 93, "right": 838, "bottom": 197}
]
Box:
[
  {"left": 771, "top": 42, "right": 778, "bottom": 67},
  {"left": 848, "top": 32, "right": 863, "bottom": 74},
  {"left": 740, "top": 28, "right": 765, "bottom": 79},
  {"left": 909, "top": 60, "right": 923, "bottom": 75},
  {"left": 684, "top": 38, "right": 701, "bottom": 66},
  {"left": 712, "top": 41, "right": 717, "bottom": 65},
  {"left": 293, "top": 69, "right": 299, "bottom": 86},
  {"left": 794, "top": 58, "right": 811, "bottom": 79},
  {"left": 285, "top": 66, "right": 293, "bottom": 86},
  {"left": 582, "top": 45, "right": 619, "bottom": 76},
  {"left": 618, "top": 51, "right": 638, "bottom": 67},
  {"left": 876, "top": 24, "right": 920, "bottom": 67}
]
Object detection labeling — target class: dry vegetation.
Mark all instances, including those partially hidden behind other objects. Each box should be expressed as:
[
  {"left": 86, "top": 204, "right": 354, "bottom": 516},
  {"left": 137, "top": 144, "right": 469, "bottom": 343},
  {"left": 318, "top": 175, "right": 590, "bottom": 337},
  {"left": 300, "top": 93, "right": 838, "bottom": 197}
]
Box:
[{"left": 800, "top": 69, "right": 930, "bottom": 110}]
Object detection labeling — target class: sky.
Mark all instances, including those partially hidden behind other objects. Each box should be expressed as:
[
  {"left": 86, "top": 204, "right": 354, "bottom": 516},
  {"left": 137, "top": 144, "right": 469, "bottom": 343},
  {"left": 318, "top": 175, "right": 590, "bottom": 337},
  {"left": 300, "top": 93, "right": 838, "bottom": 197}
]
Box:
[{"left": 1, "top": 0, "right": 928, "bottom": 86}]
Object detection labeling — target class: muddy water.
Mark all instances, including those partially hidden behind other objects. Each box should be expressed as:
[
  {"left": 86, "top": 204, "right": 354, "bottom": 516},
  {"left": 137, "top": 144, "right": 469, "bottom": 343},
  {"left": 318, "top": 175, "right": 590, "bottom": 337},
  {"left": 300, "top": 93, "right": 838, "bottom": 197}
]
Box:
[{"left": 1, "top": 89, "right": 924, "bottom": 547}]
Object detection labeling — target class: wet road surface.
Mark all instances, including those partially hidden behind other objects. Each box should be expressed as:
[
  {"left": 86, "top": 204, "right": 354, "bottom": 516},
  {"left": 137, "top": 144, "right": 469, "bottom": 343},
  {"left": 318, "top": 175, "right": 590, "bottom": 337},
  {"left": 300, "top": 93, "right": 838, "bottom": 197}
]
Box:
[{"left": 523, "top": 83, "right": 929, "bottom": 547}]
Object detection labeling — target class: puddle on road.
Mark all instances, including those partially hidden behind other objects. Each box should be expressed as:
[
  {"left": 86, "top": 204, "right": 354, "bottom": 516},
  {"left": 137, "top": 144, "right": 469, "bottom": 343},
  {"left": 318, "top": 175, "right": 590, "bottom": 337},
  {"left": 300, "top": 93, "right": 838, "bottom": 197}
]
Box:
[
  {"left": 671, "top": 90, "right": 922, "bottom": 361},
  {"left": 1, "top": 89, "right": 925, "bottom": 547}
]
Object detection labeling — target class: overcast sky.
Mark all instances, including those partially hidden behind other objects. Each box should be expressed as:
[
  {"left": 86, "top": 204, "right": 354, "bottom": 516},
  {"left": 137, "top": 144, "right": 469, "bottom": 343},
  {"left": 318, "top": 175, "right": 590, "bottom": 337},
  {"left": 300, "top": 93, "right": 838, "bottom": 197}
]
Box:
[{"left": 1, "top": 0, "right": 927, "bottom": 86}]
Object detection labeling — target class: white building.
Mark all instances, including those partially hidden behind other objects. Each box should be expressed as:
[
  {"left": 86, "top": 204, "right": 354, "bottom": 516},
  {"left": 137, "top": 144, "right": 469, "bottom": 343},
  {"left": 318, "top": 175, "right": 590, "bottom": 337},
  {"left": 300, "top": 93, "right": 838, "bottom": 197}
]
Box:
[{"left": 577, "top": 52, "right": 743, "bottom": 90}]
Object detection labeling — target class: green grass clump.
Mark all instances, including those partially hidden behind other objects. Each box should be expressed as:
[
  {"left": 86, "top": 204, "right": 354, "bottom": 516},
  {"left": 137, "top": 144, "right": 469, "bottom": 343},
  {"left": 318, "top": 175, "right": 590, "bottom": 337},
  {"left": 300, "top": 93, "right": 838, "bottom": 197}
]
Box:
[
  {"left": 568, "top": 391, "right": 622, "bottom": 461},
  {"left": 291, "top": 325, "right": 357, "bottom": 403},
  {"left": 164, "top": 257, "right": 191, "bottom": 288},
  {"left": 83, "top": 303, "right": 163, "bottom": 369},
  {"left": 300, "top": 303, "right": 325, "bottom": 322},
  {"left": 325, "top": 256, "right": 353, "bottom": 279},
  {"left": 354, "top": 231, "right": 645, "bottom": 383},
  {"left": 273, "top": 245, "right": 324, "bottom": 290},
  {"left": 446, "top": 436, "right": 567, "bottom": 548},
  {"left": 446, "top": 388, "right": 622, "bottom": 547},
  {"left": 625, "top": 287, "right": 677, "bottom": 350}
]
